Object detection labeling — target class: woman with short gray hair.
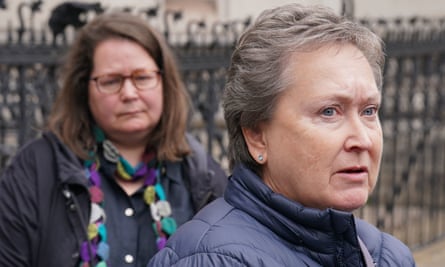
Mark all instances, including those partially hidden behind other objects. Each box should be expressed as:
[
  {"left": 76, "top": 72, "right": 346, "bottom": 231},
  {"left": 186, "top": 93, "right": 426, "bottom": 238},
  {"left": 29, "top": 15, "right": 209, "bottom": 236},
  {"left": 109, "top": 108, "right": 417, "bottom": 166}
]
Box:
[{"left": 149, "top": 3, "right": 415, "bottom": 266}]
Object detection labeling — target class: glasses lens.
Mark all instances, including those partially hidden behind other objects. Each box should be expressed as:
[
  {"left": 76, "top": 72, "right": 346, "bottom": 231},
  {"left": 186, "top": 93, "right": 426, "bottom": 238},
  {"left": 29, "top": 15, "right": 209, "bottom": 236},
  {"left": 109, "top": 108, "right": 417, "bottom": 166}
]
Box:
[
  {"left": 133, "top": 71, "right": 159, "bottom": 90},
  {"left": 97, "top": 75, "right": 122, "bottom": 93}
]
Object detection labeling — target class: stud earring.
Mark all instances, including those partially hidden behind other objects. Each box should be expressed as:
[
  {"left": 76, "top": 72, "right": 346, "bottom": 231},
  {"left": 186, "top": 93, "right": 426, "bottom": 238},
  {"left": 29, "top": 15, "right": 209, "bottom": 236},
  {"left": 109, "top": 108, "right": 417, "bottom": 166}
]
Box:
[{"left": 258, "top": 154, "right": 264, "bottom": 161}]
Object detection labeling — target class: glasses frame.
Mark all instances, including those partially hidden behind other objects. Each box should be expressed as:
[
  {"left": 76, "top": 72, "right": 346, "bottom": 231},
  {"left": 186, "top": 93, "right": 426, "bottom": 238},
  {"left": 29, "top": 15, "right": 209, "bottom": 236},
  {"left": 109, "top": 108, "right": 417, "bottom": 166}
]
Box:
[{"left": 90, "top": 69, "right": 162, "bottom": 94}]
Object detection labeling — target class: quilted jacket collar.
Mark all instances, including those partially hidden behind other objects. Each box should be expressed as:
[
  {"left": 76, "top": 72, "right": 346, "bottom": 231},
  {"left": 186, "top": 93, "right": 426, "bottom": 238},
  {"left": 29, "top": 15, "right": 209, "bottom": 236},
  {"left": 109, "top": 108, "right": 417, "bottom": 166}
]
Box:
[{"left": 225, "top": 164, "right": 363, "bottom": 266}]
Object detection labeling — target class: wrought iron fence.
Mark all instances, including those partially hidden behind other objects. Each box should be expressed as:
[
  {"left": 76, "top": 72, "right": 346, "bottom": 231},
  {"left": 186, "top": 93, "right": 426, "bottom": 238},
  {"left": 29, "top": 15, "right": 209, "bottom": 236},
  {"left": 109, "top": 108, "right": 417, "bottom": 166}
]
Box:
[
  {"left": 357, "top": 16, "right": 445, "bottom": 250},
  {"left": 1, "top": 4, "right": 445, "bottom": 251}
]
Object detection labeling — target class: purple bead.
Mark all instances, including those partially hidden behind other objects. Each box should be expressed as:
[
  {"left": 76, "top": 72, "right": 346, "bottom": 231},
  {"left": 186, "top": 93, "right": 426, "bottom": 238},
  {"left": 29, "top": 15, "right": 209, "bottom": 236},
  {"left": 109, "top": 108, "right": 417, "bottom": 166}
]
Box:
[
  {"left": 144, "top": 168, "right": 156, "bottom": 185},
  {"left": 80, "top": 242, "right": 91, "bottom": 261},
  {"left": 90, "top": 170, "right": 101, "bottom": 186},
  {"left": 156, "top": 236, "right": 167, "bottom": 250},
  {"left": 135, "top": 164, "right": 148, "bottom": 176}
]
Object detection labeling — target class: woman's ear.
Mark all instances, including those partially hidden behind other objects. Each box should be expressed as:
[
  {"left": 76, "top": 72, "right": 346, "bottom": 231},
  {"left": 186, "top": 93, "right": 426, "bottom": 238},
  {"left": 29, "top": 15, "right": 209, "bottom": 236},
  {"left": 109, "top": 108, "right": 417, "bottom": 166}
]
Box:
[{"left": 242, "top": 125, "right": 267, "bottom": 163}]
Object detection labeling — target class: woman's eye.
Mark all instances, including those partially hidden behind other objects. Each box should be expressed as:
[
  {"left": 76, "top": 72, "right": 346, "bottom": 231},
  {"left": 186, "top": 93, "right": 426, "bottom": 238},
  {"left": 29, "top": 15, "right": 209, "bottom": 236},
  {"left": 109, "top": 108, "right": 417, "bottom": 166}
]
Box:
[
  {"left": 363, "top": 106, "right": 377, "bottom": 116},
  {"left": 322, "top": 107, "right": 336, "bottom": 116},
  {"left": 134, "top": 74, "right": 152, "bottom": 82},
  {"left": 100, "top": 76, "right": 121, "bottom": 86}
]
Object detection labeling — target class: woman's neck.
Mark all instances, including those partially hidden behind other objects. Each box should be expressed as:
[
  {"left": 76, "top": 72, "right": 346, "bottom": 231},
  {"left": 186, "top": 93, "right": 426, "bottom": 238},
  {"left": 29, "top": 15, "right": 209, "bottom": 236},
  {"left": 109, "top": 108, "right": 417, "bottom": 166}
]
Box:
[{"left": 116, "top": 176, "right": 145, "bottom": 195}]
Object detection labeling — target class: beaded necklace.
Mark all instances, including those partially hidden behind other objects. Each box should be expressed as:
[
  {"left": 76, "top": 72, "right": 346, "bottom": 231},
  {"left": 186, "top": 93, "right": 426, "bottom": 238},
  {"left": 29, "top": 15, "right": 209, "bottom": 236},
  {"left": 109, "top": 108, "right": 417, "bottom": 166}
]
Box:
[{"left": 79, "top": 128, "right": 177, "bottom": 266}]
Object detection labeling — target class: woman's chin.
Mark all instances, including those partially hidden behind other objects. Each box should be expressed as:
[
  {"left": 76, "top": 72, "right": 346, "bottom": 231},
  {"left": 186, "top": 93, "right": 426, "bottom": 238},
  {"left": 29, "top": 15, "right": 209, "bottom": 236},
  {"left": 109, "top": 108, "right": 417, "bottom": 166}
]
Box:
[{"left": 334, "top": 193, "right": 369, "bottom": 212}]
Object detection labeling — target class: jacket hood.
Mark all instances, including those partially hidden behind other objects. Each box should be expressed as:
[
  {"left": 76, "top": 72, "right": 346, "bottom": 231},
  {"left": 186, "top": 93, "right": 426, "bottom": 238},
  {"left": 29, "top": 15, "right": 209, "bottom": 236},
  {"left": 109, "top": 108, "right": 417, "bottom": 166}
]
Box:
[{"left": 43, "top": 132, "right": 87, "bottom": 186}]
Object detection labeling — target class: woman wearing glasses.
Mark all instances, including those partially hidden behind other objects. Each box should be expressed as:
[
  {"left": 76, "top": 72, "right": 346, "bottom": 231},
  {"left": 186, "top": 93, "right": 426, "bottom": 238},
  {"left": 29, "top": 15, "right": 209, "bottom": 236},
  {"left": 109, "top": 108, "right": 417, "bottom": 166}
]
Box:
[{"left": 0, "top": 12, "right": 227, "bottom": 267}]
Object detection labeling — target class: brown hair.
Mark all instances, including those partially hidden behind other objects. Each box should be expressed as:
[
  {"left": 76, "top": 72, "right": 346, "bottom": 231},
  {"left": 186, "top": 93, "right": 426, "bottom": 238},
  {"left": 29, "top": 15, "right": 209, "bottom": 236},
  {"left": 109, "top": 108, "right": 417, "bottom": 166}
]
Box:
[{"left": 47, "top": 12, "right": 191, "bottom": 161}]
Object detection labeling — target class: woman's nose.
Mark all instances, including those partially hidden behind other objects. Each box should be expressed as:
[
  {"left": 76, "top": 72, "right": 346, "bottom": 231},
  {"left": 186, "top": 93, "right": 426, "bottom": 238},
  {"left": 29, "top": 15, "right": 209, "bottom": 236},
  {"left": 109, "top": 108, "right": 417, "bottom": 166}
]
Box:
[
  {"left": 344, "top": 117, "right": 374, "bottom": 151},
  {"left": 119, "top": 78, "right": 138, "bottom": 98}
]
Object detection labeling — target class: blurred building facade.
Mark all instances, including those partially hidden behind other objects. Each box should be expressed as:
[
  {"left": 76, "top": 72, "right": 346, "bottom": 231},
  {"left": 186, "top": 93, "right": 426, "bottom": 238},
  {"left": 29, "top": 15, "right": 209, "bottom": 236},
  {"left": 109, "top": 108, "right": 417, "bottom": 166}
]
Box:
[{"left": 1, "top": 0, "right": 445, "bottom": 39}]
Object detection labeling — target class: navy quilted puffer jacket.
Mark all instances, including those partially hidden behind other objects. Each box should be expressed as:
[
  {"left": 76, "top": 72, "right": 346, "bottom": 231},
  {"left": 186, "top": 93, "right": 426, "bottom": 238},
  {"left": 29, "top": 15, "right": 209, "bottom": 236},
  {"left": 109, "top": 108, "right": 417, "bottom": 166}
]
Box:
[{"left": 149, "top": 164, "right": 416, "bottom": 267}]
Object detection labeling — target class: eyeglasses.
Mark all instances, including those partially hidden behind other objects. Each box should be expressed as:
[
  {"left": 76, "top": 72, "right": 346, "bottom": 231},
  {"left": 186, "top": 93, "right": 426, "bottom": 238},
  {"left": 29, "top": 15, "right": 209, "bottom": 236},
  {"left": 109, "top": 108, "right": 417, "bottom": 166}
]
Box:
[{"left": 90, "top": 69, "right": 162, "bottom": 94}]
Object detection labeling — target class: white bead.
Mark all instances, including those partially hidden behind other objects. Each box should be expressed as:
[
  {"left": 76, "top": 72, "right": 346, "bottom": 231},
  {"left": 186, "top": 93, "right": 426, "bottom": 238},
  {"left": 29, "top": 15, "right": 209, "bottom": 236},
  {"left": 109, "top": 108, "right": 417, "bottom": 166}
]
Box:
[
  {"left": 150, "top": 203, "right": 161, "bottom": 221},
  {"left": 156, "top": 200, "right": 172, "bottom": 217},
  {"left": 90, "top": 203, "right": 105, "bottom": 224}
]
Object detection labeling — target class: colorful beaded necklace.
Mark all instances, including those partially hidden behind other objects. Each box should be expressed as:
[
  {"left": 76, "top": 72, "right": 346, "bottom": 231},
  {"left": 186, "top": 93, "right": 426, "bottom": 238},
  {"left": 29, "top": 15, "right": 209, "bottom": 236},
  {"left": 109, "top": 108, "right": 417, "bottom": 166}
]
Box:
[{"left": 79, "top": 127, "right": 177, "bottom": 267}]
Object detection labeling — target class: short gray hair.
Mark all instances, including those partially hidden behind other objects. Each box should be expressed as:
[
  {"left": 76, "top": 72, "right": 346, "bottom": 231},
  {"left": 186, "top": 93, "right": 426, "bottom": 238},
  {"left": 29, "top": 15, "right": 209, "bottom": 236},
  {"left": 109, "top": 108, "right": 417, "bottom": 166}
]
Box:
[{"left": 223, "top": 3, "right": 385, "bottom": 173}]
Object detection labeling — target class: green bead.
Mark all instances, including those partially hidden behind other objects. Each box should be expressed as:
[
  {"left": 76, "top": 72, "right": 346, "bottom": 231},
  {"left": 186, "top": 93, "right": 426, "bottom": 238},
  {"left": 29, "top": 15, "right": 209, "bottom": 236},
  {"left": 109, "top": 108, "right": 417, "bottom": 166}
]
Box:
[
  {"left": 161, "top": 217, "right": 177, "bottom": 235},
  {"left": 93, "top": 126, "right": 105, "bottom": 142},
  {"left": 144, "top": 186, "right": 156, "bottom": 204},
  {"left": 98, "top": 223, "right": 107, "bottom": 242},
  {"left": 119, "top": 156, "right": 135, "bottom": 176},
  {"left": 87, "top": 223, "right": 98, "bottom": 240}
]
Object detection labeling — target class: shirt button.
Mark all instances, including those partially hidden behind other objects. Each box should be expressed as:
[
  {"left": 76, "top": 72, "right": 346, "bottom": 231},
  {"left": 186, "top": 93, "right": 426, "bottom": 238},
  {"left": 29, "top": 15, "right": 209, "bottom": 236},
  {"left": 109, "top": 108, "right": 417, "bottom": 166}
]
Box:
[
  {"left": 125, "top": 254, "right": 134, "bottom": 263},
  {"left": 124, "top": 208, "right": 134, "bottom": 216}
]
